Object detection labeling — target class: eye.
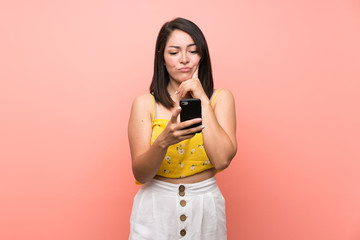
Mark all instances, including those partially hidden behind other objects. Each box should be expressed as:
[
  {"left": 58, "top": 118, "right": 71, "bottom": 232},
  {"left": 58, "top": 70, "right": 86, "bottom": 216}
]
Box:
[
  {"left": 169, "top": 52, "right": 178, "bottom": 55},
  {"left": 189, "top": 50, "right": 198, "bottom": 54}
]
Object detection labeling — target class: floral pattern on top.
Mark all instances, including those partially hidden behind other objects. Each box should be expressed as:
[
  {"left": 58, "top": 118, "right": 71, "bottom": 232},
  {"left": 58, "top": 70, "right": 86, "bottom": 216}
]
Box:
[{"left": 151, "top": 118, "right": 214, "bottom": 179}]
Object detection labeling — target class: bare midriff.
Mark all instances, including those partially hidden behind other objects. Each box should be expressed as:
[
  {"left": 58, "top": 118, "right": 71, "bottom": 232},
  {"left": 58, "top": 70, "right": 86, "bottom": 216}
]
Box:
[{"left": 154, "top": 167, "right": 217, "bottom": 184}]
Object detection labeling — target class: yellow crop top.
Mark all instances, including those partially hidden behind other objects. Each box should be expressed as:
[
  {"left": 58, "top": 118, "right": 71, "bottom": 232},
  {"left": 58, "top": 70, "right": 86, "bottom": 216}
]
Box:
[{"left": 150, "top": 89, "right": 221, "bottom": 179}]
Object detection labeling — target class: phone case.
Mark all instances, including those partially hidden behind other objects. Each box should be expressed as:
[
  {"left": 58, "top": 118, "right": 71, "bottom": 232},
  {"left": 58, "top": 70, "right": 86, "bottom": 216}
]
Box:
[{"left": 180, "top": 98, "right": 202, "bottom": 133}]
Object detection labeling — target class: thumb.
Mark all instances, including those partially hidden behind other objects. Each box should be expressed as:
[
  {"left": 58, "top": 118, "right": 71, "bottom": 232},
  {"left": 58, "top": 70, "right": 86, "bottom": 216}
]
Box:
[{"left": 170, "top": 106, "right": 181, "bottom": 123}]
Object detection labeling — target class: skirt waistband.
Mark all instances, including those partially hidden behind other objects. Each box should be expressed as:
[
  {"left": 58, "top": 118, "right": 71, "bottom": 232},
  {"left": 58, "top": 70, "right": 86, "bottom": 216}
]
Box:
[{"left": 145, "top": 177, "right": 218, "bottom": 196}]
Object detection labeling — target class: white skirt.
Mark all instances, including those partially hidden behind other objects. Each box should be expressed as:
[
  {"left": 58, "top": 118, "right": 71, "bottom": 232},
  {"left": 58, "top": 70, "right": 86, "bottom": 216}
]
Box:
[{"left": 129, "top": 177, "right": 227, "bottom": 240}]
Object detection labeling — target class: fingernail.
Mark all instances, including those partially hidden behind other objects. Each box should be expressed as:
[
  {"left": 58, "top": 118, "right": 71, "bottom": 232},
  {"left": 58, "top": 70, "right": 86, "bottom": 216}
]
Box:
[
  {"left": 175, "top": 90, "right": 178, "bottom": 94},
  {"left": 178, "top": 106, "right": 181, "bottom": 110},
  {"left": 201, "top": 125, "right": 205, "bottom": 129}
]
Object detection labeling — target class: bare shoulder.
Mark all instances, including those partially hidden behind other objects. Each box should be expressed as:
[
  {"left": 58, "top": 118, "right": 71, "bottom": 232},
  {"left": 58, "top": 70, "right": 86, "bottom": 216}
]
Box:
[
  {"left": 212, "top": 88, "right": 235, "bottom": 107},
  {"left": 212, "top": 88, "right": 236, "bottom": 138},
  {"left": 130, "top": 93, "right": 153, "bottom": 121},
  {"left": 132, "top": 93, "right": 153, "bottom": 105},
  {"left": 131, "top": 93, "right": 153, "bottom": 111}
]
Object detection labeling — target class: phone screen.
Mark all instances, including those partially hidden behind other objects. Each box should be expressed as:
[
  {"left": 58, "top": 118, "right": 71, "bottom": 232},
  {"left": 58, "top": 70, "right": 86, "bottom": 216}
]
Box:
[{"left": 180, "top": 98, "right": 202, "bottom": 133}]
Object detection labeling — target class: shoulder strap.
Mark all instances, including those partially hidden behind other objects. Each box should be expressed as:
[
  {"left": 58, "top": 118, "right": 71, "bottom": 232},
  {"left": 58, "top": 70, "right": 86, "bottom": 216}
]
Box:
[
  {"left": 210, "top": 88, "right": 222, "bottom": 106},
  {"left": 149, "top": 93, "right": 157, "bottom": 120}
]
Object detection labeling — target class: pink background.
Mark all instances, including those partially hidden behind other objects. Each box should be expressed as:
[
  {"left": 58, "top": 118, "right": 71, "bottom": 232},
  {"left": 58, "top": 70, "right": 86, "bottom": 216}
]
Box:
[{"left": 1, "top": 0, "right": 360, "bottom": 239}]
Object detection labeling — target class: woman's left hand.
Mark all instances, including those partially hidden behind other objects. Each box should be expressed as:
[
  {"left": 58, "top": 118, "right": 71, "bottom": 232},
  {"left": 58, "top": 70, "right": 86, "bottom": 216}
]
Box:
[{"left": 176, "top": 68, "right": 208, "bottom": 102}]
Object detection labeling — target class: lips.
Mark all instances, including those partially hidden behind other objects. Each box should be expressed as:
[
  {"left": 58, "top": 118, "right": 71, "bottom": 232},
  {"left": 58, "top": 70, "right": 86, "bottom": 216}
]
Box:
[{"left": 179, "top": 67, "right": 191, "bottom": 72}]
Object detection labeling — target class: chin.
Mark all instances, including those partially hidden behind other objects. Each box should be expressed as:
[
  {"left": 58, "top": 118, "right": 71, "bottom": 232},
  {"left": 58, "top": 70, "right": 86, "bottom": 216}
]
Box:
[
  {"left": 178, "top": 74, "right": 192, "bottom": 81},
  {"left": 169, "top": 73, "right": 192, "bottom": 83},
  {"left": 176, "top": 78, "right": 189, "bottom": 83}
]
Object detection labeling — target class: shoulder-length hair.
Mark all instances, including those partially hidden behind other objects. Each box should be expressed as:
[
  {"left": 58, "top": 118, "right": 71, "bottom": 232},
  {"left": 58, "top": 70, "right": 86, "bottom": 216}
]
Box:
[{"left": 150, "top": 18, "right": 214, "bottom": 109}]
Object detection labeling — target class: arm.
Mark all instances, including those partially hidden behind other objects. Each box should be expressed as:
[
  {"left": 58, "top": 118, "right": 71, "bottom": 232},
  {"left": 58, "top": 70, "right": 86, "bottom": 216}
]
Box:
[
  {"left": 201, "top": 89, "right": 237, "bottom": 170},
  {"left": 128, "top": 94, "right": 204, "bottom": 184},
  {"left": 177, "top": 70, "right": 237, "bottom": 170}
]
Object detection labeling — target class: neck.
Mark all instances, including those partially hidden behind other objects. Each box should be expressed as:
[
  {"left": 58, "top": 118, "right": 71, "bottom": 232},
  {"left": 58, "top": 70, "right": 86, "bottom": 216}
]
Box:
[
  {"left": 167, "top": 80, "right": 180, "bottom": 96},
  {"left": 167, "top": 79, "right": 193, "bottom": 103}
]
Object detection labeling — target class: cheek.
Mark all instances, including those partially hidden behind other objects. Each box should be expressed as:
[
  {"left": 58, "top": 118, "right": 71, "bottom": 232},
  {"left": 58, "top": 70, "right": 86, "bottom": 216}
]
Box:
[
  {"left": 191, "top": 55, "right": 201, "bottom": 66},
  {"left": 164, "top": 61, "right": 175, "bottom": 76},
  {"left": 164, "top": 65, "right": 171, "bottom": 76},
  {"left": 164, "top": 57, "right": 176, "bottom": 68}
]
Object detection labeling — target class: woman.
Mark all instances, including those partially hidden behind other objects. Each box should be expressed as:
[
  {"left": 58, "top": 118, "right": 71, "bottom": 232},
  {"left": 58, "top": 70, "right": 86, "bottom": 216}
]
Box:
[{"left": 128, "top": 18, "right": 237, "bottom": 239}]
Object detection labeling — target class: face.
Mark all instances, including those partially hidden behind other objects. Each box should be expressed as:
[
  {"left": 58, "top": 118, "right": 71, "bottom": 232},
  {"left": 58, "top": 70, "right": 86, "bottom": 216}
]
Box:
[{"left": 164, "top": 29, "right": 201, "bottom": 84}]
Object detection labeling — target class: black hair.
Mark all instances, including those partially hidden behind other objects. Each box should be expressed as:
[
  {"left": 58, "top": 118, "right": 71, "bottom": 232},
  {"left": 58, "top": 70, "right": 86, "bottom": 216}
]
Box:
[{"left": 150, "top": 17, "right": 214, "bottom": 108}]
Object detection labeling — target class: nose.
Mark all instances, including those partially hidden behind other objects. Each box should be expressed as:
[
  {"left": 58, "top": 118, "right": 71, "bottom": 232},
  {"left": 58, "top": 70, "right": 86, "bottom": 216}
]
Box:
[{"left": 180, "top": 51, "right": 189, "bottom": 64}]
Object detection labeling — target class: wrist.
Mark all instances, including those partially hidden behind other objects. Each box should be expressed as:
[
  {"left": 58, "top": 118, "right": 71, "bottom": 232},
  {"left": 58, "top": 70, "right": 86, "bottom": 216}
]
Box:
[
  {"left": 155, "top": 135, "right": 170, "bottom": 150},
  {"left": 200, "top": 96, "right": 210, "bottom": 105},
  {"left": 201, "top": 98, "right": 211, "bottom": 108}
]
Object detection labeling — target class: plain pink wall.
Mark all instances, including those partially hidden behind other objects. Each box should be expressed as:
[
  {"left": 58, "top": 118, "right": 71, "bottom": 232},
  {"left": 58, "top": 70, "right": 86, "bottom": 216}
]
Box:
[{"left": 1, "top": 0, "right": 359, "bottom": 239}]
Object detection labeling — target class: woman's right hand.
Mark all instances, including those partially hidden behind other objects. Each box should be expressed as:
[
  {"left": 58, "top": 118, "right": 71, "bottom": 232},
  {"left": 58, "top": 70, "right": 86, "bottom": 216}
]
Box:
[
  {"left": 128, "top": 94, "right": 205, "bottom": 184},
  {"left": 157, "top": 106, "right": 204, "bottom": 149}
]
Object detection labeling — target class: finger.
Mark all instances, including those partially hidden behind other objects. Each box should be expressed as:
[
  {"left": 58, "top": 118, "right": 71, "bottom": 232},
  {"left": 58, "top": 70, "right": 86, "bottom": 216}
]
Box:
[
  {"left": 192, "top": 67, "right": 199, "bottom": 79},
  {"left": 178, "top": 122, "right": 205, "bottom": 137},
  {"left": 177, "top": 78, "right": 189, "bottom": 97},
  {"left": 177, "top": 81, "right": 192, "bottom": 98},
  {"left": 185, "top": 123, "right": 205, "bottom": 133},
  {"left": 170, "top": 106, "right": 181, "bottom": 123},
  {"left": 178, "top": 133, "right": 196, "bottom": 141},
  {"left": 178, "top": 118, "right": 202, "bottom": 129},
  {"left": 177, "top": 84, "right": 186, "bottom": 98}
]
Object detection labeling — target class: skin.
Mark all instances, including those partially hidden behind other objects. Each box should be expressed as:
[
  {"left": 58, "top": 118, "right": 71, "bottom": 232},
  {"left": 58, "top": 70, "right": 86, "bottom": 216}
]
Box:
[{"left": 128, "top": 30, "right": 237, "bottom": 184}]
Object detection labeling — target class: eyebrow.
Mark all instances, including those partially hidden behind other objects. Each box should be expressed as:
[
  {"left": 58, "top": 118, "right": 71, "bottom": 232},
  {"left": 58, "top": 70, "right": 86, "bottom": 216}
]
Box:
[{"left": 167, "top": 43, "right": 196, "bottom": 49}]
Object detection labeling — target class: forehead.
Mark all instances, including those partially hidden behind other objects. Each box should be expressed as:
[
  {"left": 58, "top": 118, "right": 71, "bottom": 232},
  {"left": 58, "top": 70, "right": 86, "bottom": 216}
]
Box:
[{"left": 166, "top": 29, "right": 195, "bottom": 47}]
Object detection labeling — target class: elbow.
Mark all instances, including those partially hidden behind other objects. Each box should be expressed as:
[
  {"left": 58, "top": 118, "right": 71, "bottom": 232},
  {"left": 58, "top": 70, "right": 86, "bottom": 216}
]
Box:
[
  {"left": 213, "top": 147, "right": 237, "bottom": 171},
  {"left": 132, "top": 170, "right": 149, "bottom": 185},
  {"left": 135, "top": 177, "right": 147, "bottom": 185},
  {"left": 213, "top": 161, "right": 230, "bottom": 171},
  {"left": 132, "top": 164, "right": 151, "bottom": 185},
  {"left": 133, "top": 170, "right": 144, "bottom": 184},
  {"left": 213, "top": 157, "right": 232, "bottom": 171},
  {"left": 132, "top": 167, "right": 143, "bottom": 184}
]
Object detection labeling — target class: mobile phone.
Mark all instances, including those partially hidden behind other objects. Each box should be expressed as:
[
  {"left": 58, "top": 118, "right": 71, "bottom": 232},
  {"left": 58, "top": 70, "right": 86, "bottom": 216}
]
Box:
[{"left": 180, "top": 98, "right": 202, "bottom": 133}]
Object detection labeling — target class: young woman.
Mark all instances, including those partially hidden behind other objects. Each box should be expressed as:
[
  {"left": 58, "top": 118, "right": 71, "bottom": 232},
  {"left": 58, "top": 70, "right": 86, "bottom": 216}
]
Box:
[{"left": 128, "top": 17, "right": 237, "bottom": 239}]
